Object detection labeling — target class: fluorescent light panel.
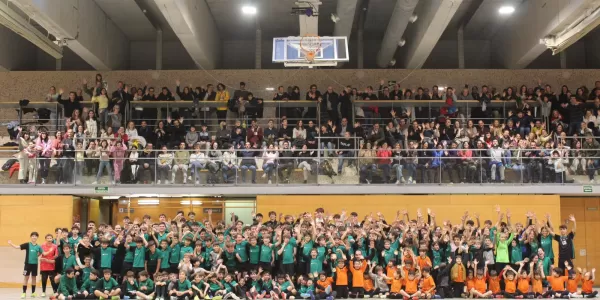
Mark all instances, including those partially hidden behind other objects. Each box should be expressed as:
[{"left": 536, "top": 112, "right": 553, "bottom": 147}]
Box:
[
  {"left": 242, "top": 6, "right": 257, "bottom": 15},
  {"left": 498, "top": 6, "right": 515, "bottom": 15},
  {"left": 138, "top": 199, "right": 160, "bottom": 205},
  {"left": 180, "top": 200, "right": 203, "bottom": 205}
]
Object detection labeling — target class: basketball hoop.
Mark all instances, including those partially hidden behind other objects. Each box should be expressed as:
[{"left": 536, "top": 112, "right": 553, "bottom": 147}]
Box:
[{"left": 300, "top": 34, "right": 322, "bottom": 62}]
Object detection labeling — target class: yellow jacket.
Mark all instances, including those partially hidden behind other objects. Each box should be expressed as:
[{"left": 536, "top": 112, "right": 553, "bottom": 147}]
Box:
[
  {"left": 216, "top": 90, "right": 230, "bottom": 111},
  {"left": 91, "top": 95, "right": 109, "bottom": 110}
]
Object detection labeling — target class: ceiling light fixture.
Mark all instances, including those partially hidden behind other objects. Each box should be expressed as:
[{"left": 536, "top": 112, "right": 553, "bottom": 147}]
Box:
[
  {"left": 137, "top": 199, "right": 160, "bottom": 205},
  {"left": 498, "top": 6, "right": 515, "bottom": 15},
  {"left": 265, "top": 87, "right": 275, "bottom": 91},
  {"left": 242, "top": 5, "right": 257, "bottom": 15},
  {"left": 180, "top": 200, "right": 203, "bottom": 205}
]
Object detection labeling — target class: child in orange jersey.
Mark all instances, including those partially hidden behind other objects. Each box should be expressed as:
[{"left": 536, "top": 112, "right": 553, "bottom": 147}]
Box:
[
  {"left": 564, "top": 262, "right": 582, "bottom": 297},
  {"left": 420, "top": 267, "right": 436, "bottom": 299},
  {"left": 399, "top": 259, "right": 422, "bottom": 300},
  {"left": 471, "top": 260, "right": 493, "bottom": 298},
  {"left": 529, "top": 262, "right": 544, "bottom": 298},
  {"left": 465, "top": 269, "right": 476, "bottom": 298},
  {"left": 450, "top": 256, "right": 467, "bottom": 298},
  {"left": 488, "top": 269, "right": 502, "bottom": 297},
  {"left": 515, "top": 262, "right": 532, "bottom": 299},
  {"left": 571, "top": 267, "right": 597, "bottom": 298},
  {"left": 581, "top": 268, "right": 597, "bottom": 298},
  {"left": 388, "top": 270, "right": 403, "bottom": 299},
  {"left": 333, "top": 259, "right": 349, "bottom": 298},
  {"left": 543, "top": 267, "right": 569, "bottom": 298},
  {"left": 502, "top": 265, "right": 519, "bottom": 298},
  {"left": 314, "top": 272, "right": 334, "bottom": 300},
  {"left": 363, "top": 271, "right": 375, "bottom": 298},
  {"left": 417, "top": 249, "right": 432, "bottom": 271},
  {"left": 348, "top": 258, "right": 368, "bottom": 298}
]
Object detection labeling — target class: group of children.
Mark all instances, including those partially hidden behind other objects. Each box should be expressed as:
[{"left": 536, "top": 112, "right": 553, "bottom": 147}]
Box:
[{"left": 8, "top": 207, "right": 598, "bottom": 300}]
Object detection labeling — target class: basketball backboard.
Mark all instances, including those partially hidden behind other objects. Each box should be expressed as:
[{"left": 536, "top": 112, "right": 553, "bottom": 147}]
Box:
[{"left": 272, "top": 36, "right": 349, "bottom": 67}]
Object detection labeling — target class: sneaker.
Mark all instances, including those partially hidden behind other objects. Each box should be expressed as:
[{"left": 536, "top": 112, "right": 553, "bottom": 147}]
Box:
[
  {"left": 408, "top": 176, "right": 413, "bottom": 183},
  {"left": 366, "top": 179, "right": 371, "bottom": 184},
  {"left": 41, "top": 179, "right": 46, "bottom": 184},
  {"left": 111, "top": 296, "right": 120, "bottom": 300},
  {"left": 41, "top": 293, "right": 46, "bottom": 297},
  {"left": 268, "top": 180, "right": 272, "bottom": 184},
  {"left": 92, "top": 181, "right": 98, "bottom": 184},
  {"left": 396, "top": 180, "right": 400, "bottom": 184},
  {"left": 591, "top": 179, "right": 595, "bottom": 184},
  {"left": 28, "top": 181, "right": 35, "bottom": 184},
  {"left": 262, "top": 173, "right": 266, "bottom": 178},
  {"left": 164, "top": 180, "right": 170, "bottom": 184},
  {"left": 21, "top": 293, "right": 26, "bottom": 299},
  {"left": 195, "top": 180, "right": 200, "bottom": 185},
  {"left": 31, "top": 293, "right": 37, "bottom": 298},
  {"left": 188, "top": 176, "right": 192, "bottom": 181},
  {"left": 157, "top": 180, "right": 162, "bottom": 184},
  {"left": 75, "top": 180, "right": 82, "bottom": 185}
]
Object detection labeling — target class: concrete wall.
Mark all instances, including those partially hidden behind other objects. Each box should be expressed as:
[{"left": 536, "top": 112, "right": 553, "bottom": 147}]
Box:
[
  {"left": 1, "top": 69, "right": 600, "bottom": 104},
  {"left": 0, "top": 26, "right": 38, "bottom": 71},
  {"left": 129, "top": 41, "right": 197, "bottom": 70}
]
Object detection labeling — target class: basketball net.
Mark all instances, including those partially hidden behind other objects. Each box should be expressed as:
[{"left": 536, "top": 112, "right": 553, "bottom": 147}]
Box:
[{"left": 300, "top": 34, "right": 322, "bottom": 62}]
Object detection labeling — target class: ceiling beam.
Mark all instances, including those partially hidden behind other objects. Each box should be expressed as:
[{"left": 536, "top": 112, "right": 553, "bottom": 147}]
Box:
[
  {"left": 492, "top": 0, "right": 594, "bottom": 69},
  {"left": 400, "top": 0, "right": 463, "bottom": 69},
  {"left": 153, "top": 0, "right": 220, "bottom": 69},
  {"left": 463, "top": 0, "right": 522, "bottom": 39},
  {"left": 11, "top": 0, "right": 129, "bottom": 70},
  {"left": 376, "top": 0, "right": 419, "bottom": 68},
  {"left": 333, "top": 0, "right": 359, "bottom": 38}
]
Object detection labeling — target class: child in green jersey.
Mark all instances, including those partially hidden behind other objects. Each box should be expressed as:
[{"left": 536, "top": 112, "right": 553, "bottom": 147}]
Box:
[
  {"left": 8, "top": 231, "right": 42, "bottom": 298},
  {"left": 56, "top": 268, "right": 77, "bottom": 300},
  {"left": 136, "top": 270, "right": 156, "bottom": 300},
  {"left": 94, "top": 269, "right": 121, "bottom": 299},
  {"left": 75, "top": 269, "right": 99, "bottom": 299}
]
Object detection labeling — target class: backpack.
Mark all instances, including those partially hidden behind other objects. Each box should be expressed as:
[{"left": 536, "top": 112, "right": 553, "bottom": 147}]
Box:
[{"left": 2, "top": 158, "right": 18, "bottom": 171}]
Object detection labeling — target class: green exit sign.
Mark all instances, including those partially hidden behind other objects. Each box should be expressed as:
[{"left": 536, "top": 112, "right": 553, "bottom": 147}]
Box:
[
  {"left": 94, "top": 186, "right": 109, "bottom": 193},
  {"left": 583, "top": 186, "right": 593, "bottom": 193}
]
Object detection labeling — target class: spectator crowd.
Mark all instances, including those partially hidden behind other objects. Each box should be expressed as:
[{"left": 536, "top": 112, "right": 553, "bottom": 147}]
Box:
[{"left": 11, "top": 75, "right": 600, "bottom": 185}]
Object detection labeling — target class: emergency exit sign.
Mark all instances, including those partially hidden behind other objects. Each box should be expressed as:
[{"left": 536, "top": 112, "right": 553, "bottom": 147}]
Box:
[{"left": 94, "top": 186, "right": 109, "bottom": 193}]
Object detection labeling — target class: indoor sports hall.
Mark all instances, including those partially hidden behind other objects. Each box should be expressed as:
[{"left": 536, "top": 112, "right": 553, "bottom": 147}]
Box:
[{"left": 0, "top": 0, "right": 599, "bottom": 299}]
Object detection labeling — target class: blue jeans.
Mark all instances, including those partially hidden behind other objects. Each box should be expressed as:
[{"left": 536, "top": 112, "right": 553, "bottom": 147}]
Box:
[
  {"left": 240, "top": 165, "right": 257, "bottom": 183},
  {"left": 502, "top": 150, "right": 512, "bottom": 166},
  {"left": 379, "top": 163, "right": 391, "bottom": 182},
  {"left": 263, "top": 163, "right": 275, "bottom": 180},
  {"left": 393, "top": 163, "right": 404, "bottom": 181},
  {"left": 96, "top": 161, "right": 113, "bottom": 182},
  {"left": 360, "top": 164, "right": 377, "bottom": 182},
  {"left": 190, "top": 161, "right": 205, "bottom": 183},
  {"left": 404, "top": 163, "right": 416, "bottom": 179},
  {"left": 320, "top": 142, "right": 333, "bottom": 157},
  {"left": 337, "top": 153, "right": 347, "bottom": 173},
  {"left": 519, "top": 126, "right": 531, "bottom": 137},
  {"left": 222, "top": 165, "right": 237, "bottom": 182},
  {"left": 569, "top": 121, "right": 581, "bottom": 136}
]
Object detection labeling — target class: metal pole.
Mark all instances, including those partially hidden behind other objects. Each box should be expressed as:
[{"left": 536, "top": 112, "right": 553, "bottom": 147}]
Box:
[
  {"left": 357, "top": 8, "right": 365, "bottom": 69},
  {"left": 458, "top": 25, "right": 465, "bottom": 69},
  {"left": 156, "top": 30, "right": 163, "bottom": 70},
  {"left": 255, "top": 19, "right": 262, "bottom": 69}
]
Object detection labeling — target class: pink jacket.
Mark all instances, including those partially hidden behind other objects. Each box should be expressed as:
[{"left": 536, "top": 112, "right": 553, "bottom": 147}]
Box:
[
  {"left": 35, "top": 138, "right": 52, "bottom": 158},
  {"left": 459, "top": 149, "right": 473, "bottom": 160},
  {"left": 110, "top": 145, "right": 127, "bottom": 159}
]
